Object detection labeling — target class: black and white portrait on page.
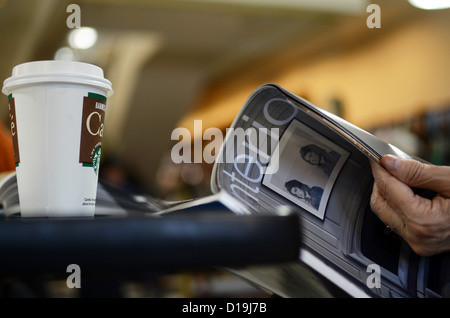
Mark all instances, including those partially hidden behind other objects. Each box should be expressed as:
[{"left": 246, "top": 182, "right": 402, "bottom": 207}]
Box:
[{"left": 262, "top": 119, "right": 349, "bottom": 219}]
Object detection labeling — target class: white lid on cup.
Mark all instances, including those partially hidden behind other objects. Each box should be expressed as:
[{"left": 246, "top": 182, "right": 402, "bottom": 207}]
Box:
[{"left": 2, "top": 60, "right": 113, "bottom": 97}]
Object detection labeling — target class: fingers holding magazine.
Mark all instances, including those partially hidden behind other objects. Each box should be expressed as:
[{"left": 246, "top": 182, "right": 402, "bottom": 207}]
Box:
[{"left": 370, "top": 154, "right": 450, "bottom": 257}]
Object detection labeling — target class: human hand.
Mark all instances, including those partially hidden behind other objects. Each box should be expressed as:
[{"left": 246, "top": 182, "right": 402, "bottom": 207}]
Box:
[{"left": 370, "top": 155, "right": 450, "bottom": 256}]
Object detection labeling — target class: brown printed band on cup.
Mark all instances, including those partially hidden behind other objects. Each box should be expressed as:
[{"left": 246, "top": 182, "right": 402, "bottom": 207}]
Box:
[
  {"left": 79, "top": 92, "right": 106, "bottom": 174},
  {"left": 8, "top": 94, "right": 20, "bottom": 166}
]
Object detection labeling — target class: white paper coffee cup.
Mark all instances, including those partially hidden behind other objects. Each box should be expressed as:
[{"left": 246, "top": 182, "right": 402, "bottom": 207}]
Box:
[{"left": 2, "top": 60, "right": 113, "bottom": 217}]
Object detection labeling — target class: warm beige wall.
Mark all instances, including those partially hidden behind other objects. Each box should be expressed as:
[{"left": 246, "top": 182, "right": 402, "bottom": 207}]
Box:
[
  {"left": 179, "top": 12, "right": 450, "bottom": 136},
  {"left": 276, "top": 14, "right": 450, "bottom": 129}
]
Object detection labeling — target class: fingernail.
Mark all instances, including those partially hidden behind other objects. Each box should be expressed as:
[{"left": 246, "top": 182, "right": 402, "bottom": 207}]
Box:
[{"left": 383, "top": 155, "right": 400, "bottom": 171}]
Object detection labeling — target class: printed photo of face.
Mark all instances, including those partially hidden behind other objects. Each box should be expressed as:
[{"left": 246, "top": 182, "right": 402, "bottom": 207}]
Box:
[
  {"left": 290, "top": 185, "right": 306, "bottom": 199},
  {"left": 303, "top": 151, "right": 320, "bottom": 165},
  {"left": 300, "top": 144, "right": 341, "bottom": 177},
  {"left": 284, "top": 179, "right": 323, "bottom": 210},
  {"left": 262, "top": 119, "right": 350, "bottom": 219}
]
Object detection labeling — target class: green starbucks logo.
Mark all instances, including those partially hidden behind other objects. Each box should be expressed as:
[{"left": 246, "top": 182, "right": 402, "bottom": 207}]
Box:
[{"left": 92, "top": 146, "right": 101, "bottom": 175}]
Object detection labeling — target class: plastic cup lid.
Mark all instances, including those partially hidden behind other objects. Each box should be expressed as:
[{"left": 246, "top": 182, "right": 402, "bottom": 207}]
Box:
[{"left": 2, "top": 60, "right": 113, "bottom": 96}]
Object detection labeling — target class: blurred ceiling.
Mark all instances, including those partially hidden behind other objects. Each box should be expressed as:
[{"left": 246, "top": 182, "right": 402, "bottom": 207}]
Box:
[{"left": 0, "top": 0, "right": 438, "bottom": 192}]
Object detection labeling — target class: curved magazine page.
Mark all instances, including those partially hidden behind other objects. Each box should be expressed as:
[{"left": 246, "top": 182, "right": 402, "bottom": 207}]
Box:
[
  {"left": 211, "top": 83, "right": 421, "bottom": 195},
  {"left": 211, "top": 83, "right": 448, "bottom": 298}
]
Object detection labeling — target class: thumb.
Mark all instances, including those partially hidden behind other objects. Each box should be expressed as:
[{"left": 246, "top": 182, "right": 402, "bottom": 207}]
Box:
[{"left": 380, "top": 155, "right": 450, "bottom": 197}]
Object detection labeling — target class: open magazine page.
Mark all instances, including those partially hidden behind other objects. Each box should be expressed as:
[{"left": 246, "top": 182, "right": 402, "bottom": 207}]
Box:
[
  {"left": 211, "top": 83, "right": 449, "bottom": 298},
  {"left": 153, "top": 190, "right": 251, "bottom": 216}
]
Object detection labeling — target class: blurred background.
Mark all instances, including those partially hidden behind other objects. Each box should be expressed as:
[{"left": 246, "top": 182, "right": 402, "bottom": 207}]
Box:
[
  {"left": 0, "top": 0, "right": 450, "bottom": 297},
  {"left": 1, "top": 0, "right": 450, "bottom": 200}
]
